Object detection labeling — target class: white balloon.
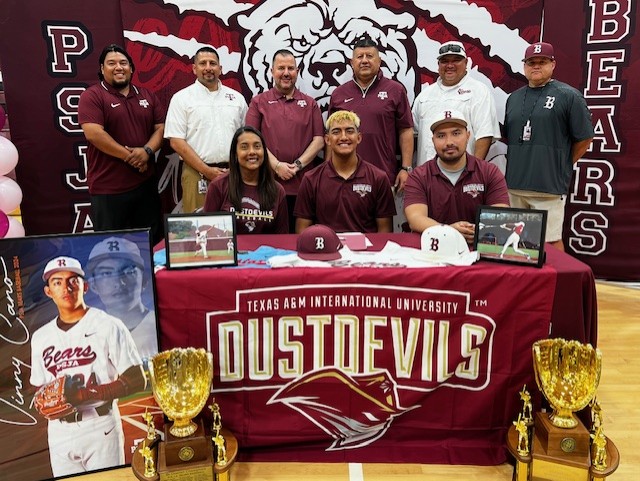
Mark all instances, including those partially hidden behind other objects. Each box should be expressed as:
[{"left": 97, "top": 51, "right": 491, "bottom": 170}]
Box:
[
  {"left": 0, "top": 137, "right": 19, "bottom": 176},
  {"left": 5, "top": 216, "right": 25, "bottom": 238},
  {"left": 0, "top": 176, "right": 22, "bottom": 213}
]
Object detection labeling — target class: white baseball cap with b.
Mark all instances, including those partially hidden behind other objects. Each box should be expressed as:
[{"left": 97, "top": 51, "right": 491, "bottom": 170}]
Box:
[
  {"left": 414, "top": 225, "right": 479, "bottom": 266},
  {"left": 430, "top": 109, "right": 468, "bottom": 133},
  {"left": 42, "top": 256, "right": 85, "bottom": 282}
]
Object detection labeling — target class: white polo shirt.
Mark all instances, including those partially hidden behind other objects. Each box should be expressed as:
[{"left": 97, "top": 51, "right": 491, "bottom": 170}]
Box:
[
  {"left": 164, "top": 80, "right": 248, "bottom": 164},
  {"left": 412, "top": 74, "right": 500, "bottom": 166}
]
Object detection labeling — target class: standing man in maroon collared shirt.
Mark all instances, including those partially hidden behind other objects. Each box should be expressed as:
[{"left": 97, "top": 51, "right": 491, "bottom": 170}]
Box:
[
  {"left": 78, "top": 44, "right": 165, "bottom": 243},
  {"left": 328, "top": 37, "right": 414, "bottom": 193},
  {"left": 245, "top": 49, "right": 325, "bottom": 232}
]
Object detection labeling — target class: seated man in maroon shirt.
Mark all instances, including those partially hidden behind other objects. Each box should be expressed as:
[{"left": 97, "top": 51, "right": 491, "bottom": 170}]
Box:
[
  {"left": 403, "top": 109, "right": 509, "bottom": 243},
  {"left": 294, "top": 111, "right": 396, "bottom": 233}
]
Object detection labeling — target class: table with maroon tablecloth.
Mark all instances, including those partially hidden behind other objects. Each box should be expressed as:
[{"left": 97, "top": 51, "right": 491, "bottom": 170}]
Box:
[{"left": 154, "top": 233, "right": 596, "bottom": 465}]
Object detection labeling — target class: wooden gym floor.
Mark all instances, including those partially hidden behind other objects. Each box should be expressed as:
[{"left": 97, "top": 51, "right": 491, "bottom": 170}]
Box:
[{"left": 74, "top": 282, "right": 640, "bottom": 480}]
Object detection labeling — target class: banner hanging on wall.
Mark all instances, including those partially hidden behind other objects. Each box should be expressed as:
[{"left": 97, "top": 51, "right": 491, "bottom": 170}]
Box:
[{"left": 0, "top": 0, "right": 637, "bottom": 279}]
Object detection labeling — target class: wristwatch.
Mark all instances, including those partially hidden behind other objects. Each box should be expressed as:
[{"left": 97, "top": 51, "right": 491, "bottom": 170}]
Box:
[
  {"left": 294, "top": 159, "right": 303, "bottom": 171},
  {"left": 401, "top": 166, "right": 413, "bottom": 173},
  {"left": 143, "top": 146, "right": 154, "bottom": 158}
]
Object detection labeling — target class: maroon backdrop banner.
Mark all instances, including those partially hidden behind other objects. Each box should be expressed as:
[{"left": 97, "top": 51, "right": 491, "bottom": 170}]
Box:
[{"left": 0, "top": 0, "right": 638, "bottom": 279}]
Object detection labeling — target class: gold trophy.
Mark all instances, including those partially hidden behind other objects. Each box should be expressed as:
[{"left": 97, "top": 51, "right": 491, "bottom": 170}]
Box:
[
  {"left": 533, "top": 339, "right": 601, "bottom": 429},
  {"left": 208, "top": 401, "right": 238, "bottom": 481},
  {"left": 506, "top": 339, "right": 619, "bottom": 481},
  {"left": 149, "top": 347, "right": 214, "bottom": 437},
  {"left": 133, "top": 348, "right": 216, "bottom": 481}
]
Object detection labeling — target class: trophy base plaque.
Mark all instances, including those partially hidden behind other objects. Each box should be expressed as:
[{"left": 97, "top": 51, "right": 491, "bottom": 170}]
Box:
[
  {"left": 132, "top": 419, "right": 238, "bottom": 481},
  {"left": 534, "top": 412, "right": 590, "bottom": 459}
]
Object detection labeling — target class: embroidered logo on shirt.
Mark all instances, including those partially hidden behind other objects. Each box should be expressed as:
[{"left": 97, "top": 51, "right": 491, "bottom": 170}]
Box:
[
  {"left": 353, "top": 184, "right": 372, "bottom": 197},
  {"left": 458, "top": 88, "right": 471, "bottom": 95},
  {"left": 463, "top": 183, "right": 485, "bottom": 198},
  {"left": 297, "top": 100, "right": 307, "bottom": 108},
  {"left": 344, "top": 97, "right": 354, "bottom": 103},
  {"left": 139, "top": 99, "right": 149, "bottom": 108},
  {"left": 225, "top": 93, "right": 237, "bottom": 101},
  {"left": 544, "top": 96, "right": 556, "bottom": 109},
  {"left": 110, "top": 103, "right": 120, "bottom": 108},
  {"left": 268, "top": 100, "right": 278, "bottom": 104},
  {"left": 378, "top": 91, "right": 388, "bottom": 100}
]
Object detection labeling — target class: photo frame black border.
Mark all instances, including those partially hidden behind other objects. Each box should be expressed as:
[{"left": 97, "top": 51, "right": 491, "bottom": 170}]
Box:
[
  {"left": 0, "top": 228, "right": 161, "bottom": 481},
  {"left": 473, "top": 206, "right": 548, "bottom": 268},
  {"left": 164, "top": 212, "right": 238, "bottom": 269}
]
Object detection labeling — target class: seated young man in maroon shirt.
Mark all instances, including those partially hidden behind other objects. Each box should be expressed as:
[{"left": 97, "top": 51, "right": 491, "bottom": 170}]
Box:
[
  {"left": 403, "top": 109, "right": 509, "bottom": 243},
  {"left": 294, "top": 111, "right": 396, "bottom": 234}
]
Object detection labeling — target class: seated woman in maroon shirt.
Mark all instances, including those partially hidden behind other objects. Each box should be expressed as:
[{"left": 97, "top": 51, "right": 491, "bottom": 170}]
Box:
[{"left": 204, "top": 126, "right": 288, "bottom": 234}]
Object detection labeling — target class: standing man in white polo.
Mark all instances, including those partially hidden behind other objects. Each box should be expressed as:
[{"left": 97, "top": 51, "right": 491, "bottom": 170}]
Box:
[
  {"left": 412, "top": 40, "right": 500, "bottom": 166},
  {"left": 165, "top": 46, "right": 248, "bottom": 213}
]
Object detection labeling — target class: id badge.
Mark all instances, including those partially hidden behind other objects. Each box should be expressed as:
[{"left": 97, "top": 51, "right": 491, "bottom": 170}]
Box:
[
  {"left": 198, "top": 178, "right": 208, "bottom": 194},
  {"left": 522, "top": 121, "right": 532, "bottom": 142}
]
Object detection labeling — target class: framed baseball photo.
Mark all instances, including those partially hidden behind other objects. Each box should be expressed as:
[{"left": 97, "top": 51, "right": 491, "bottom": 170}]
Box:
[
  {"left": 473, "top": 206, "right": 547, "bottom": 268},
  {"left": 0, "top": 229, "right": 162, "bottom": 481},
  {"left": 164, "top": 212, "right": 237, "bottom": 269}
]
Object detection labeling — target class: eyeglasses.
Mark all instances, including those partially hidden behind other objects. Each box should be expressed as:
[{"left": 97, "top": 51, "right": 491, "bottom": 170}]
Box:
[
  {"left": 439, "top": 44, "right": 464, "bottom": 55},
  {"left": 92, "top": 265, "right": 140, "bottom": 283}
]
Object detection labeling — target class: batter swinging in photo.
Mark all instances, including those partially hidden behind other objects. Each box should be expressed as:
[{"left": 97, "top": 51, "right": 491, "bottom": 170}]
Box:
[{"left": 499, "top": 221, "right": 531, "bottom": 260}]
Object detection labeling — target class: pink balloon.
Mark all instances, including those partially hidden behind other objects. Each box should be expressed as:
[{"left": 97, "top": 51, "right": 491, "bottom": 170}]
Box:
[
  {"left": 0, "top": 136, "right": 18, "bottom": 176},
  {"left": 5, "top": 216, "right": 25, "bottom": 238},
  {"left": 0, "top": 210, "right": 8, "bottom": 238},
  {"left": 0, "top": 105, "right": 5, "bottom": 131},
  {"left": 0, "top": 176, "right": 22, "bottom": 213}
]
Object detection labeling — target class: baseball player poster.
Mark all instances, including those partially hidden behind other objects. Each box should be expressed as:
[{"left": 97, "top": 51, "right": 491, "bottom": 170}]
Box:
[
  {"left": 474, "top": 206, "right": 547, "bottom": 268},
  {"left": 0, "top": 229, "right": 162, "bottom": 481}
]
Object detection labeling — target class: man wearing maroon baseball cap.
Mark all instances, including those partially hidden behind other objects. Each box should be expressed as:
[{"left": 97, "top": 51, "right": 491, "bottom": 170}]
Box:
[
  {"left": 522, "top": 42, "right": 555, "bottom": 62},
  {"left": 504, "top": 41, "right": 594, "bottom": 251}
]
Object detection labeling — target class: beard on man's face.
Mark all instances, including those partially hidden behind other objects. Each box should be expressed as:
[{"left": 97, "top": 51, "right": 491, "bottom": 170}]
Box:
[{"left": 110, "top": 78, "right": 131, "bottom": 89}]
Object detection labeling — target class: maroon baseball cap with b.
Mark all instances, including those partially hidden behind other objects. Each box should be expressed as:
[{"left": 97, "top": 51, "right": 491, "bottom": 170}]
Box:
[
  {"left": 523, "top": 42, "right": 555, "bottom": 61},
  {"left": 297, "top": 224, "right": 343, "bottom": 261}
]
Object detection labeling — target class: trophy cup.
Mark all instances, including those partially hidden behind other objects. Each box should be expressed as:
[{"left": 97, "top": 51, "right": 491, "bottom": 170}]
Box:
[
  {"left": 506, "top": 339, "right": 619, "bottom": 481},
  {"left": 132, "top": 348, "right": 215, "bottom": 481}
]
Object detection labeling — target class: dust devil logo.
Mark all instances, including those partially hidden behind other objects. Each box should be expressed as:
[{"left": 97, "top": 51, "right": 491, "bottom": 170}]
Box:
[{"left": 268, "top": 367, "right": 417, "bottom": 450}]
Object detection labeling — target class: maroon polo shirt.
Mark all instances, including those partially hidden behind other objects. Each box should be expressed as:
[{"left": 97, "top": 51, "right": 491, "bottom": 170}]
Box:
[
  {"left": 245, "top": 87, "right": 324, "bottom": 196},
  {"left": 403, "top": 154, "right": 509, "bottom": 225},
  {"left": 78, "top": 81, "right": 166, "bottom": 195},
  {"left": 329, "top": 71, "right": 413, "bottom": 183},
  {"left": 204, "top": 173, "right": 288, "bottom": 234},
  {"left": 294, "top": 157, "right": 396, "bottom": 233}
]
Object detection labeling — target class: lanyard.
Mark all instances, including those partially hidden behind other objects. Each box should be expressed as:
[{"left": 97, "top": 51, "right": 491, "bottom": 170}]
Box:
[{"left": 519, "top": 84, "right": 548, "bottom": 143}]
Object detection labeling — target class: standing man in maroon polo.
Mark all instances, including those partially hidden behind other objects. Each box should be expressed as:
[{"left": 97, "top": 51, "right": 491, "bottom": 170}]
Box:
[
  {"left": 78, "top": 44, "right": 165, "bottom": 244},
  {"left": 245, "top": 49, "right": 325, "bottom": 232},
  {"left": 328, "top": 37, "right": 414, "bottom": 193},
  {"left": 294, "top": 111, "right": 396, "bottom": 234}
]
